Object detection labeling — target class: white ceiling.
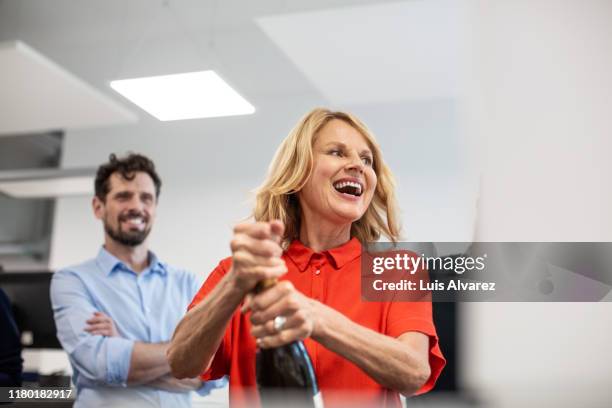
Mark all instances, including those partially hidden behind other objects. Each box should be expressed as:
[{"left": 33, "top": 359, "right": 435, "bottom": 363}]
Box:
[
  {"left": 0, "top": 0, "right": 468, "bottom": 186},
  {"left": 257, "top": 0, "right": 467, "bottom": 105},
  {"left": 0, "top": 0, "right": 478, "bottom": 266},
  {"left": 0, "top": 0, "right": 467, "bottom": 125},
  {"left": 0, "top": 0, "right": 388, "bottom": 105},
  {"left": 0, "top": 41, "right": 137, "bottom": 136},
  {"left": 0, "top": 0, "right": 471, "bottom": 209}
]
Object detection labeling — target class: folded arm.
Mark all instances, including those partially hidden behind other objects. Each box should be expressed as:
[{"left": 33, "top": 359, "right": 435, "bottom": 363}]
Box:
[
  {"left": 50, "top": 270, "right": 134, "bottom": 386},
  {"left": 147, "top": 374, "right": 203, "bottom": 393},
  {"left": 51, "top": 270, "right": 202, "bottom": 390}
]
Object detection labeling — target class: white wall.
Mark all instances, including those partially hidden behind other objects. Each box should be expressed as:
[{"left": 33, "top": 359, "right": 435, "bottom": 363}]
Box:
[{"left": 463, "top": 1, "right": 612, "bottom": 407}]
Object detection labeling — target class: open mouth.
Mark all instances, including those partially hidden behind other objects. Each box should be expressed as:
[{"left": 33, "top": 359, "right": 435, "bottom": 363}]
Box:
[
  {"left": 126, "top": 218, "right": 144, "bottom": 226},
  {"left": 333, "top": 180, "right": 363, "bottom": 197},
  {"left": 121, "top": 216, "right": 146, "bottom": 227}
]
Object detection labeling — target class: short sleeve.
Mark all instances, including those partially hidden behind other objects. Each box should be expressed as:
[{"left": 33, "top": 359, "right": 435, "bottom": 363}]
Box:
[
  {"left": 188, "top": 258, "right": 233, "bottom": 381},
  {"left": 386, "top": 300, "right": 446, "bottom": 395}
]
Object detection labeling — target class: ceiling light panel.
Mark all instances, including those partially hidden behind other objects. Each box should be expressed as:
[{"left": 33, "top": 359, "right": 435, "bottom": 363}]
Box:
[
  {"left": 0, "top": 176, "right": 93, "bottom": 198},
  {"left": 110, "top": 70, "right": 255, "bottom": 121}
]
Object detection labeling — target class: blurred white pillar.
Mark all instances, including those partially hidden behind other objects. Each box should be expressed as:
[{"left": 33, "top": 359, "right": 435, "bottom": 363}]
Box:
[
  {"left": 471, "top": 0, "right": 612, "bottom": 241},
  {"left": 462, "top": 1, "right": 612, "bottom": 407}
]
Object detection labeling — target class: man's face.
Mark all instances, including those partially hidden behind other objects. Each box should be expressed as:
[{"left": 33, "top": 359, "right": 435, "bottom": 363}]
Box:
[{"left": 93, "top": 172, "right": 157, "bottom": 247}]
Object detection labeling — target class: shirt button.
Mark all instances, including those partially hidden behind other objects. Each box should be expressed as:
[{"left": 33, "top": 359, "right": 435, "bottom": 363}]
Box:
[{"left": 315, "top": 269, "right": 321, "bottom": 275}]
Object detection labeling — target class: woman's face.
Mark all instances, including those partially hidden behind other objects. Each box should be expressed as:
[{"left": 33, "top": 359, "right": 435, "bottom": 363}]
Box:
[{"left": 298, "top": 119, "right": 377, "bottom": 226}]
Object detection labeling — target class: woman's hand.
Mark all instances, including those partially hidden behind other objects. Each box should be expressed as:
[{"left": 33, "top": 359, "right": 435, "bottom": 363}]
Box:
[
  {"left": 248, "top": 280, "right": 322, "bottom": 348},
  {"left": 228, "top": 220, "right": 287, "bottom": 294}
]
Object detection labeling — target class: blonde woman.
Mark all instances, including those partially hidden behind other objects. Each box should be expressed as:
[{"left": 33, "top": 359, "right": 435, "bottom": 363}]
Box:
[{"left": 168, "top": 108, "right": 445, "bottom": 407}]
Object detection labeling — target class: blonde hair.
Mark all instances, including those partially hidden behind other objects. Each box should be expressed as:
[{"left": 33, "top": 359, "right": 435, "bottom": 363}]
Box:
[{"left": 253, "top": 108, "right": 401, "bottom": 247}]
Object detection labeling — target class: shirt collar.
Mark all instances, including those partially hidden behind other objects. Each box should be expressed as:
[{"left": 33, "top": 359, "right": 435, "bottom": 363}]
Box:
[
  {"left": 96, "top": 247, "right": 168, "bottom": 276},
  {"left": 147, "top": 251, "right": 168, "bottom": 275},
  {"left": 286, "top": 237, "right": 361, "bottom": 272}
]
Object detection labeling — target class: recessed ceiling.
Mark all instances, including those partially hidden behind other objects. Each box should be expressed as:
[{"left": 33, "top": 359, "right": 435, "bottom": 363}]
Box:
[
  {"left": 257, "top": 0, "right": 468, "bottom": 105},
  {"left": 0, "top": 41, "right": 138, "bottom": 136}
]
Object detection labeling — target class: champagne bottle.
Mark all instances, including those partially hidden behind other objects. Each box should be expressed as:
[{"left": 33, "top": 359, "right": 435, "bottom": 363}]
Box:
[{"left": 254, "top": 279, "right": 323, "bottom": 408}]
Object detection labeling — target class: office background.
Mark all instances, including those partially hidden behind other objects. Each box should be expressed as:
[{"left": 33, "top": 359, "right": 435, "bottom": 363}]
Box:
[{"left": 1, "top": 1, "right": 611, "bottom": 407}]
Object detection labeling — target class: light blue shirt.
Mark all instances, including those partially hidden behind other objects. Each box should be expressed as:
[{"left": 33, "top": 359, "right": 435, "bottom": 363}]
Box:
[{"left": 50, "top": 247, "right": 225, "bottom": 408}]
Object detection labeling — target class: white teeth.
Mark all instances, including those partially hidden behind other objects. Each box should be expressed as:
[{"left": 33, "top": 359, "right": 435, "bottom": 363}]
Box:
[
  {"left": 127, "top": 218, "right": 144, "bottom": 225},
  {"left": 333, "top": 181, "right": 362, "bottom": 194}
]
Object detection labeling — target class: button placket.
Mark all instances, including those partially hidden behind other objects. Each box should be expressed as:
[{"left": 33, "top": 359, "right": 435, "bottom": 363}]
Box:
[
  {"left": 311, "top": 255, "right": 325, "bottom": 301},
  {"left": 138, "top": 273, "right": 153, "bottom": 342}
]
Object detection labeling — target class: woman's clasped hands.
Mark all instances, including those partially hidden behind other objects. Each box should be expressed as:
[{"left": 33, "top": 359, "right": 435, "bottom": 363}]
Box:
[{"left": 228, "top": 220, "right": 320, "bottom": 349}]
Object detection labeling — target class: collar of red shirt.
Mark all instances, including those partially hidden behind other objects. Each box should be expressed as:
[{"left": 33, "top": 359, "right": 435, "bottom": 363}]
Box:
[{"left": 285, "top": 237, "right": 362, "bottom": 272}]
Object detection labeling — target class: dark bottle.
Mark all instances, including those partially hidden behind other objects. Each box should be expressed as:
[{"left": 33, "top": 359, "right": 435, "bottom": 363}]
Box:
[{"left": 254, "top": 279, "right": 323, "bottom": 408}]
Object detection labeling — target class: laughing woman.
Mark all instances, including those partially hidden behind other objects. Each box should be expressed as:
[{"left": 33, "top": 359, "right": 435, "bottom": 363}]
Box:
[{"left": 168, "top": 108, "right": 445, "bottom": 407}]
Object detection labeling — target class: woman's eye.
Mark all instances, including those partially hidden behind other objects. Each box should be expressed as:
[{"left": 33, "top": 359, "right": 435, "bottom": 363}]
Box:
[
  {"left": 329, "top": 149, "right": 342, "bottom": 156},
  {"left": 362, "top": 156, "right": 373, "bottom": 166}
]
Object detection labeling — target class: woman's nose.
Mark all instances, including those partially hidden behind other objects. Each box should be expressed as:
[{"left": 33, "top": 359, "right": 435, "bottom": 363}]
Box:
[{"left": 345, "top": 153, "right": 365, "bottom": 172}]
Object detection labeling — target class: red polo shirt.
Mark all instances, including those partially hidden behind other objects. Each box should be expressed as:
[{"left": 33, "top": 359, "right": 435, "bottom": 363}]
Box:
[{"left": 188, "top": 238, "right": 445, "bottom": 407}]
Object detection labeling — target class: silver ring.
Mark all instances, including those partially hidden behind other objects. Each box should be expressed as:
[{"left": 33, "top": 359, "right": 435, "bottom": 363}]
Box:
[{"left": 273, "top": 315, "right": 287, "bottom": 332}]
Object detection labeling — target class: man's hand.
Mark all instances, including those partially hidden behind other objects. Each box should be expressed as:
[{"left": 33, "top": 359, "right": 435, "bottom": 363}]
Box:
[
  {"left": 84, "top": 311, "right": 120, "bottom": 337},
  {"left": 148, "top": 374, "right": 202, "bottom": 393}
]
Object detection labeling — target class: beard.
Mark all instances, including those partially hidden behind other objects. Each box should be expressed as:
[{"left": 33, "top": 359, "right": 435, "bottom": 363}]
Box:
[{"left": 104, "top": 212, "right": 152, "bottom": 247}]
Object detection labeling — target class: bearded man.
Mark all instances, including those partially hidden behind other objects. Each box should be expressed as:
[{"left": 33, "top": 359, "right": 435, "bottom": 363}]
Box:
[{"left": 51, "top": 153, "right": 224, "bottom": 408}]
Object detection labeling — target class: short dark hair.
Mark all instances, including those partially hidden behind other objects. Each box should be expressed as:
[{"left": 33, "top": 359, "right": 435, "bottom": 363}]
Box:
[{"left": 95, "top": 153, "right": 162, "bottom": 201}]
